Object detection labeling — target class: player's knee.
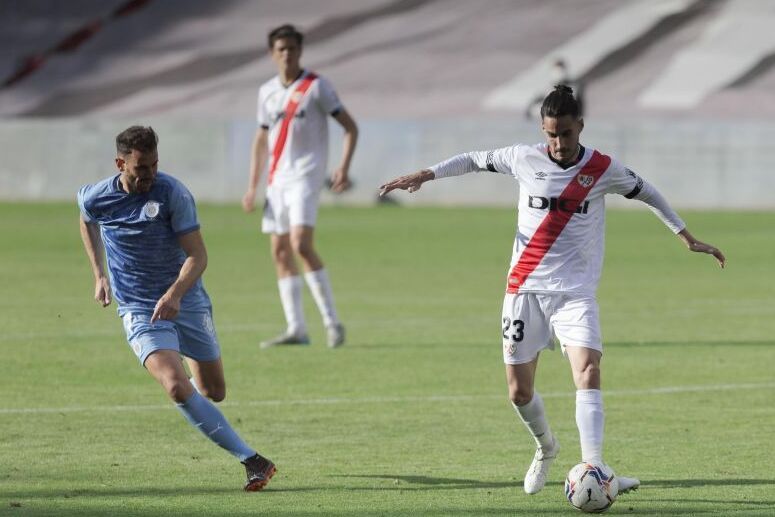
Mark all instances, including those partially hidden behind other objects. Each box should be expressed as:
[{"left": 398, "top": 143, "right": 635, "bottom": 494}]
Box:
[
  {"left": 291, "top": 238, "right": 314, "bottom": 259},
  {"left": 574, "top": 363, "right": 601, "bottom": 389},
  {"left": 272, "top": 245, "right": 292, "bottom": 265},
  {"left": 509, "top": 385, "right": 534, "bottom": 406},
  {"left": 164, "top": 378, "right": 192, "bottom": 403}
]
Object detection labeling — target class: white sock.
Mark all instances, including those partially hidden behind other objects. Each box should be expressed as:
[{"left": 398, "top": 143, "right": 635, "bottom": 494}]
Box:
[
  {"left": 576, "top": 389, "right": 604, "bottom": 463},
  {"left": 278, "top": 275, "right": 306, "bottom": 335},
  {"left": 304, "top": 268, "right": 339, "bottom": 327},
  {"left": 189, "top": 377, "right": 201, "bottom": 395},
  {"left": 513, "top": 392, "right": 554, "bottom": 451}
]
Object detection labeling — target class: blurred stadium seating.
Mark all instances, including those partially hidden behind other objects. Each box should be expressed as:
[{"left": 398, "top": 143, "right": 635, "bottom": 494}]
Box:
[{"left": 2, "top": 0, "right": 775, "bottom": 206}]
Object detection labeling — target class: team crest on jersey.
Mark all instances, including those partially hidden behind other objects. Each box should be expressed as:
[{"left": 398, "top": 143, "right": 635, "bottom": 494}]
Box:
[
  {"left": 143, "top": 201, "right": 161, "bottom": 219},
  {"left": 577, "top": 174, "right": 594, "bottom": 188}
]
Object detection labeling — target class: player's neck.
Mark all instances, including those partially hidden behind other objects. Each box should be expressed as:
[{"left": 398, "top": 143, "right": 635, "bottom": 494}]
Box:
[{"left": 279, "top": 67, "right": 303, "bottom": 87}]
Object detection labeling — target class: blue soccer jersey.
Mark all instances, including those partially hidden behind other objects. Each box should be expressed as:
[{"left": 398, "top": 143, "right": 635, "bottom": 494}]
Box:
[{"left": 77, "top": 172, "right": 211, "bottom": 312}]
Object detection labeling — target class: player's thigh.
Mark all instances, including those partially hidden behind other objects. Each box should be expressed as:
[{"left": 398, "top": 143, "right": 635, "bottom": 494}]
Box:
[
  {"left": 502, "top": 293, "right": 553, "bottom": 365},
  {"left": 174, "top": 308, "right": 222, "bottom": 364},
  {"left": 120, "top": 310, "right": 180, "bottom": 366},
  {"left": 262, "top": 185, "right": 291, "bottom": 235},
  {"left": 550, "top": 295, "right": 602, "bottom": 354}
]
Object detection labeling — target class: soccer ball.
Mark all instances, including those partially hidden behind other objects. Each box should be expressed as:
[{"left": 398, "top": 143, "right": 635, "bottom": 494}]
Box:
[{"left": 564, "top": 462, "right": 618, "bottom": 513}]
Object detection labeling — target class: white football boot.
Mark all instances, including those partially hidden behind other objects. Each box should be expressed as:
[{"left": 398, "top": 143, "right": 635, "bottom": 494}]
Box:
[
  {"left": 523, "top": 436, "right": 560, "bottom": 494},
  {"left": 617, "top": 475, "right": 640, "bottom": 494}
]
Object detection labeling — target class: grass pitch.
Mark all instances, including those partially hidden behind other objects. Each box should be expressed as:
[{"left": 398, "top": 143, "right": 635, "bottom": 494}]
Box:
[{"left": 0, "top": 202, "right": 773, "bottom": 516}]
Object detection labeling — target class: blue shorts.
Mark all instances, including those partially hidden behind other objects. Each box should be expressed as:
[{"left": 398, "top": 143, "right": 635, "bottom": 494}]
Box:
[{"left": 119, "top": 308, "right": 221, "bottom": 365}]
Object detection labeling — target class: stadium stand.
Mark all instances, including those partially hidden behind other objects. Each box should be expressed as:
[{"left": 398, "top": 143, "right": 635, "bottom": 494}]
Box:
[{"left": 2, "top": 0, "right": 775, "bottom": 119}]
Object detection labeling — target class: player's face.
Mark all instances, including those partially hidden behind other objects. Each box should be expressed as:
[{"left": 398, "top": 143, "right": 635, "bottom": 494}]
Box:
[
  {"left": 271, "top": 37, "right": 302, "bottom": 73},
  {"left": 542, "top": 115, "right": 583, "bottom": 165},
  {"left": 116, "top": 149, "right": 158, "bottom": 194}
]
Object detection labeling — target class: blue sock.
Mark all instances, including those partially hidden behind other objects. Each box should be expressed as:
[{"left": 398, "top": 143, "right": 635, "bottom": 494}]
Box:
[{"left": 176, "top": 391, "right": 256, "bottom": 461}]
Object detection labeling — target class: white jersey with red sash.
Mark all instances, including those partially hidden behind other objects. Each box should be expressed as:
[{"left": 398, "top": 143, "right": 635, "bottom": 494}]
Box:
[
  {"left": 257, "top": 69, "right": 343, "bottom": 187},
  {"left": 429, "top": 143, "right": 685, "bottom": 296}
]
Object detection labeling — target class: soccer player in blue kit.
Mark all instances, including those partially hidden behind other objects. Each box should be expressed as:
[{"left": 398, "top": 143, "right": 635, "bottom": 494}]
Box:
[{"left": 78, "top": 126, "right": 275, "bottom": 491}]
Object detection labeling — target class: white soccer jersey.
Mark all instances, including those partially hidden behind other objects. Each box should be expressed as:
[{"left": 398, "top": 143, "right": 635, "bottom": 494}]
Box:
[
  {"left": 257, "top": 69, "right": 342, "bottom": 187},
  {"left": 429, "top": 143, "right": 685, "bottom": 295}
]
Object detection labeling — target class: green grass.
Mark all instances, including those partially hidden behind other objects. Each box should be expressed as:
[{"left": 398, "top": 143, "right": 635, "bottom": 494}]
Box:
[{"left": 0, "top": 203, "right": 773, "bottom": 516}]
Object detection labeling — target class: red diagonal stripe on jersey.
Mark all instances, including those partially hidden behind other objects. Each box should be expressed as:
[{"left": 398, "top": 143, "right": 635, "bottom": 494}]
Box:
[
  {"left": 506, "top": 151, "right": 611, "bottom": 294},
  {"left": 267, "top": 72, "right": 318, "bottom": 186}
]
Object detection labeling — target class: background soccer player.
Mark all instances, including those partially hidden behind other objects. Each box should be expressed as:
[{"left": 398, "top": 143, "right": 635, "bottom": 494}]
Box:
[
  {"left": 242, "top": 24, "right": 358, "bottom": 349},
  {"left": 78, "top": 126, "right": 275, "bottom": 491},
  {"left": 379, "top": 85, "right": 725, "bottom": 496}
]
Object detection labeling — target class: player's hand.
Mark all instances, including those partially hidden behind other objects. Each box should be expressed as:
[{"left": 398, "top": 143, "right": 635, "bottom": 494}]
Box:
[
  {"left": 379, "top": 170, "right": 435, "bottom": 197},
  {"left": 329, "top": 167, "right": 352, "bottom": 194},
  {"left": 688, "top": 240, "right": 726, "bottom": 268},
  {"left": 94, "top": 277, "right": 111, "bottom": 307},
  {"left": 242, "top": 189, "right": 257, "bottom": 213},
  {"left": 151, "top": 293, "right": 181, "bottom": 322}
]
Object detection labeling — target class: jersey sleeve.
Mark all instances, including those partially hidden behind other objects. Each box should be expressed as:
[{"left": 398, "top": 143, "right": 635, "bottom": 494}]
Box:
[
  {"left": 168, "top": 181, "right": 200, "bottom": 236},
  {"left": 605, "top": 160, "right": 685, "bottom": 233},
  {"left": 77, "top": 184, "right": 96, "bottom": 223},
  {"left": 314, "top": 76, "right": 343, "bottom": 116},
  {"left": 257, "top": 87, "right": 270, "bottom": 129},
  {"left": 430, "top": 145, "right": 519, "bottom": 179},
  {"left": 604, "top": 159, "right": 644, "bottom": 198}
]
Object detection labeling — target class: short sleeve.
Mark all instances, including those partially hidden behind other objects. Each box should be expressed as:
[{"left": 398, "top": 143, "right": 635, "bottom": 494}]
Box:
[
  {"left": 257, "top": 87, "right": 270, "bottom": 129},
  {"left": 605, "top": 159, "right": 644, "bottom": 198},
  {"left": 470, "top": 146, "right": 520, "bottom": 177},
  {"left": 77, "top": 184, "right": 95, "bottom": 223},
  {"left": 168, "top": 181, "right": 200, "bottom": 236},
  {"left": 314, "top": 76, "right": 343, "bottom": 116}
]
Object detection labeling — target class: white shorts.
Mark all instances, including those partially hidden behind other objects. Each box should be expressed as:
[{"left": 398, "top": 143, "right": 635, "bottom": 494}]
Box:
[
  {"left": 501, "top": 292, "right": 602, "bottom": 365},
  {"left": 262, "top": 181, "right": 322, "bottom": 234}
]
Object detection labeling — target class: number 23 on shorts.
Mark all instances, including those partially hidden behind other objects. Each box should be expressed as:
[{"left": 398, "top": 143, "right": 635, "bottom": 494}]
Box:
[{"left": 503, "top": 317, "right": 525, "bottom": 343}]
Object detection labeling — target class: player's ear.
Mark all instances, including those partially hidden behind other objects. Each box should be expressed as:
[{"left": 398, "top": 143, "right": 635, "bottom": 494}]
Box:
[
  {"left": 115, "top": 157, "right": 125, "bottom": 172},
  {"left": 578, "top": 118, "right": 584, "bottom": 133}
]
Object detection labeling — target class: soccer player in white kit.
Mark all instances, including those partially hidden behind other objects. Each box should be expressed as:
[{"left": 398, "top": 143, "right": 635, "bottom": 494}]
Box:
[
  {"left": 243, "top": 24, "right": 358, "bottom": 348},
  {"left": 379, "top": 86, "right": 725, "bottom": 496}
]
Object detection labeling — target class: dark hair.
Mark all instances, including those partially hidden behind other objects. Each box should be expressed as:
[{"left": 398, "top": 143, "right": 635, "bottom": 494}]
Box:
[
  {"left": 268, "top": 24, "right": 303, "bottom": 49},
  {"left": 540, "top": 84, "right": 581, "bottom": 119},
  {"left": 116, "top": 126, "right": 158, "bottom": 155}
]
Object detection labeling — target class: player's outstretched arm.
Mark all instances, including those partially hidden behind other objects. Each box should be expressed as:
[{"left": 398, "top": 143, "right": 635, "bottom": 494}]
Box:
[
  {"left": 79, "top": 216, "right": 111, "bottom": 307},
  {"left": 379, "top": 170, "right": 435, "bottom": 197},
  {"left": 677, "top": 229, "right": 726, "bottom": 268}
]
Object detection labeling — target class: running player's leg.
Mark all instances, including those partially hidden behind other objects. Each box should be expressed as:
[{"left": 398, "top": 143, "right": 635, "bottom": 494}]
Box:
[
  {"left": 145, "top": 350, "right": 255, "bottom": 460},
  {"left": 503, "top": 293, "right": 559, "bottom": 494},
  {"left": 175, "top": 308, "right": 277, "bottom": 490}
]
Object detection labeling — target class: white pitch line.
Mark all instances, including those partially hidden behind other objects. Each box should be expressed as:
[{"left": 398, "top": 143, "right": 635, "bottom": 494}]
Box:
[{"left": 2, "top": 382, "right": 774, "bottom": 415}]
